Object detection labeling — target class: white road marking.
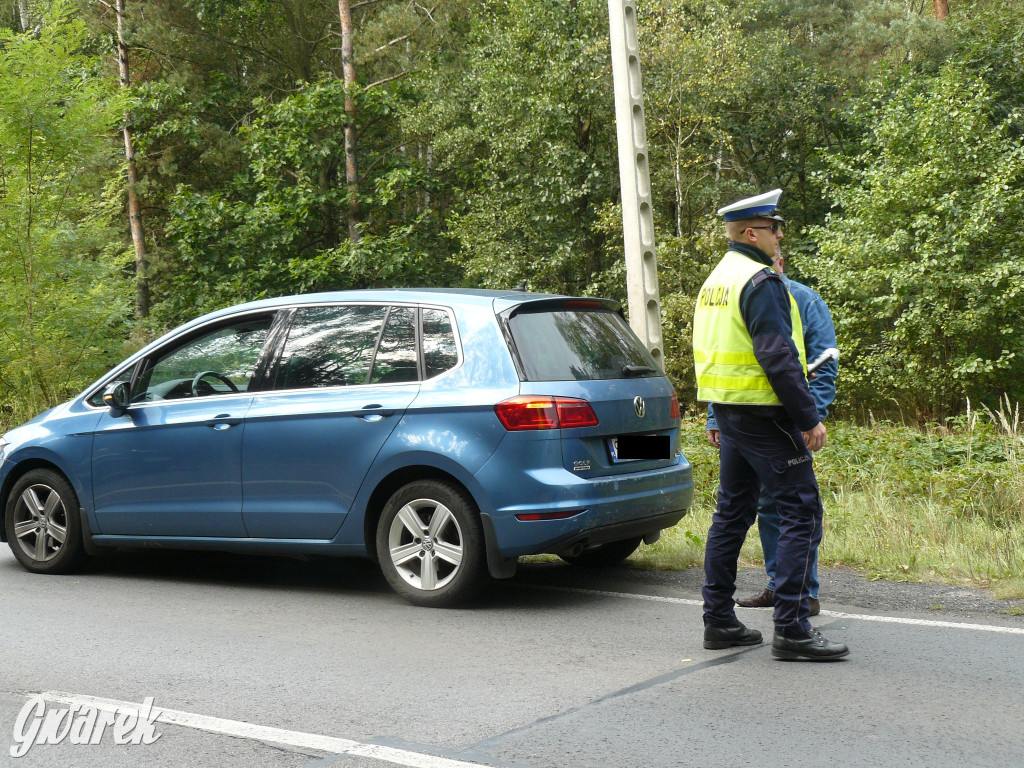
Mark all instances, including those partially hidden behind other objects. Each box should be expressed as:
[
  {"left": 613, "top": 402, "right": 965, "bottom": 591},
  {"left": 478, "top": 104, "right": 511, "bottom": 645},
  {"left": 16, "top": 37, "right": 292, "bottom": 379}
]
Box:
[
  {"left": 38, "top": 692, "right": 488, "bottom": 768},
  {"left": 814, "top": 609, "right": 1024, "bottom": 635},
  {"left": 527, "top": 584, "right": 1024, "bottom": 636}
]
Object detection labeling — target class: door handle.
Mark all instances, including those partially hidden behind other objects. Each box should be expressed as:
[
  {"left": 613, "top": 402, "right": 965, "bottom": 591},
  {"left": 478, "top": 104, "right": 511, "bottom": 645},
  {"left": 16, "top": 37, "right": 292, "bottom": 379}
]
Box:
[
  {"left": 359, "top": 404, "right": 395, "bottom": 421},
  {"left": 205, "top": 414, "right": 241, "bottom": 429}
]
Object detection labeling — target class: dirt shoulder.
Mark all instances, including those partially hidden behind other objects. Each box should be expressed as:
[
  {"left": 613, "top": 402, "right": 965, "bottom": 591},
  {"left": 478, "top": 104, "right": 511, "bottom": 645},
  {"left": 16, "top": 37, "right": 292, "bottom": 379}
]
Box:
[{"left": 515, "top": 561, "right": 1024, "bottom": 625}]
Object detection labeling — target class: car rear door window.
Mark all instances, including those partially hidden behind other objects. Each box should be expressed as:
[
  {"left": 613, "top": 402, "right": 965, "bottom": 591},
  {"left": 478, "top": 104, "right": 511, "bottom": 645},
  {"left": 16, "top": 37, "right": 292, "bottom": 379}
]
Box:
[
  {"left": 370, "top": 307, "right": 419, "bottom": 384},
  {"left": 422, "top": 309, "right": 458, "bottom": 379},
  {"left": 274, "top": 305, "right": 388, "bottom": 389},
  {"left": 508, "top": 308, "right": 658, "bottom": 381}
]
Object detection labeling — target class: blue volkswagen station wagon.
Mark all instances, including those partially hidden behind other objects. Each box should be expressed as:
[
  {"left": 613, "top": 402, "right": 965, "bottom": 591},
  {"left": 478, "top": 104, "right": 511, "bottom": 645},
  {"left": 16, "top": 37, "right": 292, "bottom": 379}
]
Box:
[{"left": 0, "top": 289, "right": 693, "bottom": 606}]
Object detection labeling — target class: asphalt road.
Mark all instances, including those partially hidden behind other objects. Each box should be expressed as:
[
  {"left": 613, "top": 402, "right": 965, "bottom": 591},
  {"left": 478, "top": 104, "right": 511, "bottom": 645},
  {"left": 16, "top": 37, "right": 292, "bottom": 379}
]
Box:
[{"left": 1, "top": 546, "right": 1022, "bottom": 768}]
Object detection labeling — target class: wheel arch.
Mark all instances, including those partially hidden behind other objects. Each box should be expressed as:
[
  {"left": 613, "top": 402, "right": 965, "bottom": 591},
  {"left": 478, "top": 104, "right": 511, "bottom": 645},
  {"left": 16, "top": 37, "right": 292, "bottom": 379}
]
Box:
[
  {"left": 362, "top": 465, "right": 472, "bottom": 561},
  {"left": 361, "top": 465, "right": 516, "bottom": 580}
]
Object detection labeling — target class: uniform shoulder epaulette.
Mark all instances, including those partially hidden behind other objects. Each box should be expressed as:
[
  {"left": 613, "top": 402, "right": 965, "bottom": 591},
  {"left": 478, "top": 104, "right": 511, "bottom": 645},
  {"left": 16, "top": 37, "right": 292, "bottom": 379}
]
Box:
[{"left": 750, "top": 268, "right": 780, "bottom": 287}]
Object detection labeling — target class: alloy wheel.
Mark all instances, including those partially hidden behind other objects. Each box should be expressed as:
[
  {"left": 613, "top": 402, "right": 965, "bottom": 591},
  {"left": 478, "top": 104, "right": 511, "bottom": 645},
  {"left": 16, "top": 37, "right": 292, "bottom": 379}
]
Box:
[
  {"left": 387, "top": 498, "right": 465, "bottom": 591},
  {"left": 12, "top": 484, "right": 69, "bottom": 563}
]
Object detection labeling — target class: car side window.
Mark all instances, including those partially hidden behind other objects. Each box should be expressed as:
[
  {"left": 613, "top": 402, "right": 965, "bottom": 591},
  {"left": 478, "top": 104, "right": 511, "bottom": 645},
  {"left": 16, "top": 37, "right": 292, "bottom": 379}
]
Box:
[
  {"left": 274, "top": 305, "right": 388, "bottom": 390},
  {"left": 369, "top": 307, "right": 419, "bottom": 384},
  {"left": 422, "top": 309, "right": 458, "bottom": 379},
  {"left": 134, "top": 316, "right": 273, "bottom": 402}
]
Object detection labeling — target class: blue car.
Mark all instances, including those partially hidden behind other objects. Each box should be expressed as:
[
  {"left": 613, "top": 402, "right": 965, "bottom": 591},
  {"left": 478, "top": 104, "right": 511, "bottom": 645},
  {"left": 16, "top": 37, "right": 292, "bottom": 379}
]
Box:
[{"left": 0, "top": 289, "right": 693, "bottom": 606}]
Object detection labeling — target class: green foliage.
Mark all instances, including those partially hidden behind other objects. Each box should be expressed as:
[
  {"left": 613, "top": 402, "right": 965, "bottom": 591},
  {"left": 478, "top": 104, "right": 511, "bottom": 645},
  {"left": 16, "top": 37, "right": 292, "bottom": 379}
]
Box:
[
  {"left": 161, "top": 79, "right": 458, "bottom": 321},
  {"left": 817, "top": 417, "right": 1022, "bottom": 526},
  {"left": 642, "top": 0, "right": 950, "bottom": 407},
  {"left": 409, "top": 0, "right": 621, "bottom": 296},
  {"left": 2, "top": 0, "right": 1023, "bottom": 431},
  {"left": 952, "top": 0, "right": 1024, "bottom": 121},
  {"left": 640, "top": 0, "right": 751, "bottom": 236},
  {"left": 808, "top": 63, "right": 1024, "bottom": 419},
  {"left": 80, "top": 0, "right": 476, "bottom": 331},
  {"left": 633, "top": 412, "right": 1024, "bottom": 586},
  {"left": 0, "top": 2, "right": 129, "bottom": 425}
]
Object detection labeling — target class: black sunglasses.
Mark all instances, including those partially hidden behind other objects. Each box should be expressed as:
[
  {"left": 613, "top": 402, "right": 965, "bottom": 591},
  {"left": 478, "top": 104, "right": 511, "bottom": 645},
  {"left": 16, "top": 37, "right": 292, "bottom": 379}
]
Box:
[{"left": 747, "top": 222, "right": 783, "bottom": 234}]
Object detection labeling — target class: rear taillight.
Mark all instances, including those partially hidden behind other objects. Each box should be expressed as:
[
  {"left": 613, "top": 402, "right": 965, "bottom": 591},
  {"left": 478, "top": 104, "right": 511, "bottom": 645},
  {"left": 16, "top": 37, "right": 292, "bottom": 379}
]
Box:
[
  {"left": 495, "top": 396, "right": 599, "bottom": 431},
  {"left": 556, "top": 399, "right": 600, "bottom": 428},
  {"left": 670, "top": 391, "right": 681, "bottom": 419}
]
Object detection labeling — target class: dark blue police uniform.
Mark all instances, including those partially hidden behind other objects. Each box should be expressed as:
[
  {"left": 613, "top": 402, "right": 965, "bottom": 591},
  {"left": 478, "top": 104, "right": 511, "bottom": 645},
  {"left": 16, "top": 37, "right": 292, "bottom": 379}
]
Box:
[{"left": 701, "top": 242, "right": 822, "bottom": 636}]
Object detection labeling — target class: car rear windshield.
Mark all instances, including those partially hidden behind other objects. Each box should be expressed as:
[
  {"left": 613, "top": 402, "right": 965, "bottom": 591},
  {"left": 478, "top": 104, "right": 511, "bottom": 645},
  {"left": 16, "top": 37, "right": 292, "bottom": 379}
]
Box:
[{"left": 508, "top": 307, "right": 660, "bottom": 381}]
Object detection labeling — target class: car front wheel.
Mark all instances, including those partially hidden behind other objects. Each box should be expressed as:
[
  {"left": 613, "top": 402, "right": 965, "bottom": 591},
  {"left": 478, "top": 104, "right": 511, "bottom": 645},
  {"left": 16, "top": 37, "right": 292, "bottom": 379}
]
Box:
[
  {"left": 5, "top": 469, "right": 87, "bottom": 574},
  {"left": 376, "top": 480, "right": 488, "bottom": 607}
]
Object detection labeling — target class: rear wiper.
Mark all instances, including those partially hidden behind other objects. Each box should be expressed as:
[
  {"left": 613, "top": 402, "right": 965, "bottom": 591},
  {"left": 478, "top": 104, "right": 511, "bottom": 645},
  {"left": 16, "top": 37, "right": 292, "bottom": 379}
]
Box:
[{"left": 622, "top": 364, "right": 657, "bottom": 377}]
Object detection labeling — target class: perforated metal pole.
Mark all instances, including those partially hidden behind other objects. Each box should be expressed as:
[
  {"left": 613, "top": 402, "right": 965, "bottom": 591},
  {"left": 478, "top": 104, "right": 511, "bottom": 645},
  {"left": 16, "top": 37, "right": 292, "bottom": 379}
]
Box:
[{"left": 608, "top": 0, "right": 663, "bottom": 369}]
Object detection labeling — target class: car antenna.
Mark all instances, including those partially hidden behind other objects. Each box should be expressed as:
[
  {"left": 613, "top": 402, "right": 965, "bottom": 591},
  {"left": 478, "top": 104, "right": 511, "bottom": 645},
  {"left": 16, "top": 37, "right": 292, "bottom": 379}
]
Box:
[{"left": 512, "top": 280, "right": 527, "bottom": 292}]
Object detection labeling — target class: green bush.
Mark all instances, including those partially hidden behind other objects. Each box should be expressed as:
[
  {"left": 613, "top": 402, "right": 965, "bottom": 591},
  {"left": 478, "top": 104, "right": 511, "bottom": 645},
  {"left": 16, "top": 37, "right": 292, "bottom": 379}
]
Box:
[
  {"left": 635, "top": 411, "right": 1024, "bottom": 590},
  {"left": 807, "top": 62, "right": 1024, "bottom": 420}
]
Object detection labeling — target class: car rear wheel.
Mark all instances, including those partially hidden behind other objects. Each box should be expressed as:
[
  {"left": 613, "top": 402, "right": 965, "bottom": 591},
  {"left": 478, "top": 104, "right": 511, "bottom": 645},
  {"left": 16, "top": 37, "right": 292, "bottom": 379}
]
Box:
[
  {"left": 560, "top": 537, "right": 643, "bottom": 567},
  {"left": 5, "top": 469, "right": 87, "bottom": 574},
  {"left": 376, "top": 480, "right": 488, "bottom": 607}
]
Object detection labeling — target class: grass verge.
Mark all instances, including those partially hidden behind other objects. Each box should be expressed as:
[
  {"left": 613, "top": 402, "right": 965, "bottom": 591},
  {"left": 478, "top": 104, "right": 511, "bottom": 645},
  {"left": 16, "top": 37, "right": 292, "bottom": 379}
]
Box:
[{"left": 630, "top": 402, "right": 1024, "bottom": 600}]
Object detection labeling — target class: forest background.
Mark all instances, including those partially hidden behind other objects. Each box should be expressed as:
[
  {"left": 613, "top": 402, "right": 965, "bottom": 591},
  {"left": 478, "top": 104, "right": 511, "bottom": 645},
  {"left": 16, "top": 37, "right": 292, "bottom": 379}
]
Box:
[{"left": 0, "top": 0, "right": 1021, "bottom": 590}]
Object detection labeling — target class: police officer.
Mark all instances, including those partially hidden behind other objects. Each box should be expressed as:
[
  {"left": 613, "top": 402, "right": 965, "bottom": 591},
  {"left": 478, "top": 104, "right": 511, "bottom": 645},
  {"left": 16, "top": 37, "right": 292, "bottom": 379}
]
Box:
[
  {"left": 692, "top": 189, "right": 848, "bottom": 661},
  {"left": 711, "top": 252, "right": 839, "bottom": 616}
]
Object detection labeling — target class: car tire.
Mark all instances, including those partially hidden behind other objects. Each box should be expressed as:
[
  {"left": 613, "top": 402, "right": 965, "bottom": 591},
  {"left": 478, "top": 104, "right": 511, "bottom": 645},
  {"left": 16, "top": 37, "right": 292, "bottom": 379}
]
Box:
[
  {"left": 559, "top": 537, "right": 643, "bottom": 567},
  {"left": 376, "top": 480, "right": 488, "bottom": 607},
  {"left": 5, "top": 469, "right": 87, "bottom": 574}
]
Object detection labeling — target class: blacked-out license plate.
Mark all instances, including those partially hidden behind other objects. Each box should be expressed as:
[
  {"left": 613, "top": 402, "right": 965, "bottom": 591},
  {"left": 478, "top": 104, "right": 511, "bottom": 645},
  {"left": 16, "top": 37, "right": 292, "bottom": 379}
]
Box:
[{"left": 608, "top": 434, "right": 671, "bottom": 462}]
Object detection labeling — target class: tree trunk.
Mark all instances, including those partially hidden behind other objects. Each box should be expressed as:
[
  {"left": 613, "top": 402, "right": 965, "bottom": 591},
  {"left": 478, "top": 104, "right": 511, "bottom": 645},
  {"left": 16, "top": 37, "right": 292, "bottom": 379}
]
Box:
[
  {"left": 934, "top": 0, "right": 949, "bottom": 20},
  {"left": 17, "top": 0, "right": 32, "bottom": 32},
  {"left": 115, "top": 0, "right": 149, "bottom": 319},
  {"left": 338, "top": 0, "right": 360, "bottom": 243},
  {"left": 674, "top": 125, "right": 683, "bottom": 237}
]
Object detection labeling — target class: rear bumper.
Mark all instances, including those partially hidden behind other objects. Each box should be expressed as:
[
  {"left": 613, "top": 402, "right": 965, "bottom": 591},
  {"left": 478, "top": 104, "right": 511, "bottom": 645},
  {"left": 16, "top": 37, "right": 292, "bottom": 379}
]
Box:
[
  {"left": 477, "top": 453, "right": 694, "bottom": 557},
  {"left": 543, "top": 508, "right": 687, "bottom": 553}
]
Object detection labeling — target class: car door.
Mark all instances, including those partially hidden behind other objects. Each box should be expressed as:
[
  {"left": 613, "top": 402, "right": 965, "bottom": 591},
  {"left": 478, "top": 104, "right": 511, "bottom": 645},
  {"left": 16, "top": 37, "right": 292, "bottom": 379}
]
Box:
[
  {"left": 90, "top": 312, "right": 277, "bottom": 537},
  {"left": 240, "top": 304, "right": 420, "bottom": 539}
]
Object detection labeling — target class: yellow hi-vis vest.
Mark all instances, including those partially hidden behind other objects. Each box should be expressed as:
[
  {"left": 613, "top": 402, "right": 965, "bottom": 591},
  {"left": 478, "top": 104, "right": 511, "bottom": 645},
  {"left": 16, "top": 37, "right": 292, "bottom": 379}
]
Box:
[{"left": 693, "top": 251, "right": 806, "bottom": 405}]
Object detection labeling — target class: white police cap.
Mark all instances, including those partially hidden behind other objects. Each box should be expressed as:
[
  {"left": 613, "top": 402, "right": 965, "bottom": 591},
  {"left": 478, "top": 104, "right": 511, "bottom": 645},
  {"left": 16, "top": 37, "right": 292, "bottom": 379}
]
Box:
[{"left": 717, "top": 188, "right": 786, "bottom": 222}]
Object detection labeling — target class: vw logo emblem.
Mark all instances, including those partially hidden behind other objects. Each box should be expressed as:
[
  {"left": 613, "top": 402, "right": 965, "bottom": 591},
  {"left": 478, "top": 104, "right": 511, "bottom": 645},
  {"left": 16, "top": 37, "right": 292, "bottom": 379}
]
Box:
[{"left": 633, "top": 396, "right": 646, "bottom": 419}]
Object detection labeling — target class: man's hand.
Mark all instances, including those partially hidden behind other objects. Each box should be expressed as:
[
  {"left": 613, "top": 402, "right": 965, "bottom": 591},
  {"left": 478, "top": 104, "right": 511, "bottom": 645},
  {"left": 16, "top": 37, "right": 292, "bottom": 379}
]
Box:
[
  {"left": 802, "top": 422, "right": 827, "bottom": 452},
  {"left": 706, "top": 429, "right": 721, "bottom": 449}
]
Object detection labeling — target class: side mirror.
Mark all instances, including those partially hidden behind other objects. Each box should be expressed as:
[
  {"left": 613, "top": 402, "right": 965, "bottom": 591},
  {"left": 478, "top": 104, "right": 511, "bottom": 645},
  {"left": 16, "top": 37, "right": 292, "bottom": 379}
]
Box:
[{"left": 102, "top": 382, "right": 131, "bottom": 414}]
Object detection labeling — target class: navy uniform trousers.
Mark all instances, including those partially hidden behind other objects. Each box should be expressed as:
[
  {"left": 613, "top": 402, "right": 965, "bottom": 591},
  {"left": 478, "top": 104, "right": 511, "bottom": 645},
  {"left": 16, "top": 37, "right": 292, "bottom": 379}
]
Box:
[{"left": 703, "top": 402, "right": 823, "bottom": 634}]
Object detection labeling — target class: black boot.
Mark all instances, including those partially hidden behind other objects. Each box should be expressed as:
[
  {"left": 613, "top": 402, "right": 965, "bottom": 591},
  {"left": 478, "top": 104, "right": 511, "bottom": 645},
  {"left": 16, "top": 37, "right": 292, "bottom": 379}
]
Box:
[
  {"left": 772, "top": 628, "right": 849, "bottom": 661},
  {"left": 704, "top": 622, "right": 763, "bottom": 650}
]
